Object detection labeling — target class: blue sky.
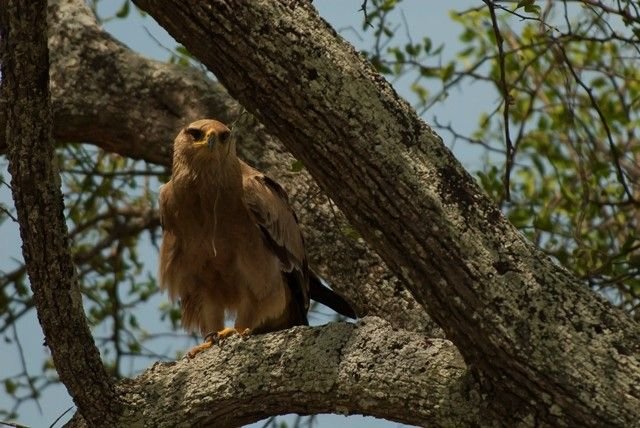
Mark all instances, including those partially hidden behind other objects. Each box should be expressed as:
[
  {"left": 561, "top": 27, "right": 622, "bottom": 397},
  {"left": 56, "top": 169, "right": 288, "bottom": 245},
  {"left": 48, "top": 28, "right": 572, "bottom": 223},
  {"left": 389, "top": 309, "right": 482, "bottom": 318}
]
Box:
[{"left": 0, "top": 1, "right": 484, "bottom": 427}]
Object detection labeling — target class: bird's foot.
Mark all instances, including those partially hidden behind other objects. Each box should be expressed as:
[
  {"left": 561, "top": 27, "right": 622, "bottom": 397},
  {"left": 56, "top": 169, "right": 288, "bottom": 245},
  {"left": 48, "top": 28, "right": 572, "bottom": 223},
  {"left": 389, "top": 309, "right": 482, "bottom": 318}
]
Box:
[
  {"left": 204, "top": 327, "right": 252, "bottom": 344},
  {"left": 186, "top": 327, "right": 252, "bottom": 359}
]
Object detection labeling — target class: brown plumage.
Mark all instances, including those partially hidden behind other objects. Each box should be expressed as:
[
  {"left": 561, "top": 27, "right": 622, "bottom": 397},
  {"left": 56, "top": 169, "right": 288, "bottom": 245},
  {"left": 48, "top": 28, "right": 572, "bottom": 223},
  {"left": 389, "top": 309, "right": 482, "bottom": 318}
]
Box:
[{"left": 158, "top": 119, "right": 354, "bottom": 356}]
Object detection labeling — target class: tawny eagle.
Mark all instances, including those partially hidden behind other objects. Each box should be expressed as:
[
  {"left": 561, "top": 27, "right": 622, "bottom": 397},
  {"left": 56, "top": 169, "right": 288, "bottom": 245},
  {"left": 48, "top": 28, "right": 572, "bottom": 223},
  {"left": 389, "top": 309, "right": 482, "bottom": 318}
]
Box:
[{"left": 159, "top": 119, "right": 355, "bottom": 357}]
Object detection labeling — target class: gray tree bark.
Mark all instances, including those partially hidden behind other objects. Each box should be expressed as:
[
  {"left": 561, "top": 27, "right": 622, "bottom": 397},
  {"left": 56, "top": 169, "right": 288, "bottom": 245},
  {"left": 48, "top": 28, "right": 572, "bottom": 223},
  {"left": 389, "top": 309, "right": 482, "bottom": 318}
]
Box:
[
  {"left": 4, "top": 0, "right": 461, "bottom": 426},
  {"left": 2, "top": 0, "right": 639, "bottom": 427},
  {"left": 69, "top": 317, "right": 483, "bottom": 427},
  {"left": 128, "top": 1, "right": 640, "bottom": 427},
  {"left": 0, "top": 0, "right": 121, "bottom": 425}
]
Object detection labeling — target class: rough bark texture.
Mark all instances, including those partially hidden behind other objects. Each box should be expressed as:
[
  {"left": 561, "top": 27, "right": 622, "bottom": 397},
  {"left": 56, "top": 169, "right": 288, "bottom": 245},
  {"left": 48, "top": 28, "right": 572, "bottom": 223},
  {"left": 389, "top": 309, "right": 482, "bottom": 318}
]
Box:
[
  {"left": 3, "top": 1, "right": 461, "bottom": 425},
  {"left": 68, "top": 318, "right": 483, "bottom": 428},
  {"left": 4, "top": 0, "right": 639, "bottom": 426},
  {"left": 0, "top": 1, "right": 121, "bottom": 426},
  {"left": 129, "top": 1, "right": 640, "bottom": 426}
]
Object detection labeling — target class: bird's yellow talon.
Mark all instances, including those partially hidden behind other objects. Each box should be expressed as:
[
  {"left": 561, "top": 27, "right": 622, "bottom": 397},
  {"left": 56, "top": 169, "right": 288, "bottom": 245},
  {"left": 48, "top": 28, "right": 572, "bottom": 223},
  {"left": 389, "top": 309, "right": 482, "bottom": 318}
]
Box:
[
  {"left": 186, "top": 339, "right": 214, "bottom": 359},
  {"left": 215, "top": 327, "right": 241, "bottom": 342},
  {"left": 187, "top": 327, "right": 252, "bottom": 359}
]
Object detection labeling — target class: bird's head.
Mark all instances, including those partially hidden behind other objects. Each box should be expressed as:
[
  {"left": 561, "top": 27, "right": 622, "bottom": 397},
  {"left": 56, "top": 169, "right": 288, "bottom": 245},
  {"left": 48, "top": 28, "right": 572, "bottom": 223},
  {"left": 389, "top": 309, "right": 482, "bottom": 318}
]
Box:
[{"left": 174, "top": 119, "right": 235, "bottom": 164}]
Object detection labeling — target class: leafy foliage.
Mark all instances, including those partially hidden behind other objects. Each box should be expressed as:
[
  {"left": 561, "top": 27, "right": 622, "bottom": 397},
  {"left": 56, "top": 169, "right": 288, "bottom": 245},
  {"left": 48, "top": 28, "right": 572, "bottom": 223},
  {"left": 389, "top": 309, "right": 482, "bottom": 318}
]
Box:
[
  {"left": 0, "top": 144, "right": 172, "bottom": 418},
  {"left": 360, "top": 0, "right": 640, "bottom": 315},
  {"left": 1, "top": 0, "right": 640, "bottom": 425}
]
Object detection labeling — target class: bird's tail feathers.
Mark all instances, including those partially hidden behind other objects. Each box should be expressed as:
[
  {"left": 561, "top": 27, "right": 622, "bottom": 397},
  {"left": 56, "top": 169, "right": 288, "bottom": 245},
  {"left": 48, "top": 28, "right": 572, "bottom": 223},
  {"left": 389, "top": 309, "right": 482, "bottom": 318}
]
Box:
[{"left": 309, "top": 271, "right": 357, "bottom": 319}]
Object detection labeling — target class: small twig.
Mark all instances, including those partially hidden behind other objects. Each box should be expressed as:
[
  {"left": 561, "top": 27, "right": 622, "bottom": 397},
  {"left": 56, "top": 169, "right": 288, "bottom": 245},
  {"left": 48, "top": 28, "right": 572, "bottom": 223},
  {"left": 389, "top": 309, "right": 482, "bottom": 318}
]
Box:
[
  {"left": 484, "top": 0, "right": 515, "bottom": 201},
  {"left": 48, "top": 406, "right": 74, "bottom": 428},
  {"left": 359, "top": 0, "right": 373, "bottom": 28},
  {"left": 579, "top": 0, "right": 640, "bottom": 25},
  {"left": 61, "top": 168, "right": 166, "bottom": 178},
  {"left": 399, "top": 9, "right": 413, "bottom": 47},
  {"left": 143, "top": 26, "right": 179, "bottom": 59},
  {"left": 492, "top": 2, "right": 557, "bottom": 31},
  {"left": 259, "top": 416, "right": 277, "bottom": 428},
  {"left": 0, "top": 175, "right": 13, "bottom": 191},
  {"left": 432, "top": 117, "right": 505, "bottom": 154},
  {"left": 0, "top": 420, "right": 30, "bottom": 428},
  {"left": 0, "top": 205, "right": 18, "bottom": 222},
  {"left": 557, "top": 43, "right": 636, "bottom": 202},
  {"left": 11, "top": 322, "right": 43, "bottom": 414},
  {"left": 229, "top": 106, "right": 249, "bottom": 136}
]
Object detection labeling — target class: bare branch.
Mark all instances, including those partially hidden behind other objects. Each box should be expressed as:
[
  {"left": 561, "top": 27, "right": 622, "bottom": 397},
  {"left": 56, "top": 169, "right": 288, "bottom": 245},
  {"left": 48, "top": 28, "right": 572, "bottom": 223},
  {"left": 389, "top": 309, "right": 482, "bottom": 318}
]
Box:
[
  {"left": 556, "top": 43, "right": 636, "bottom": 203},
  {"left": 359, "top": 0, "right": 374, "bottom": 29},
  {"left": 483, "top": 0, "right": 515, "bottom": 202},
  {"left": 0, "top": 0, "right": 121, "bottom": 424}
]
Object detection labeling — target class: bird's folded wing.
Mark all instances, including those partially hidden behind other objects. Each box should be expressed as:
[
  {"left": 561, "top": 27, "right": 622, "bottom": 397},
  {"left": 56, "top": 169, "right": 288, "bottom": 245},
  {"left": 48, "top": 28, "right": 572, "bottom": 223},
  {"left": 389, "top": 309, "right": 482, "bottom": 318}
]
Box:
[
  {"left": 242, "top": 167, "right": 305, "bottom": 270},
  {"left": 241, "top": 163, "right": 309, "bottom": 309}
]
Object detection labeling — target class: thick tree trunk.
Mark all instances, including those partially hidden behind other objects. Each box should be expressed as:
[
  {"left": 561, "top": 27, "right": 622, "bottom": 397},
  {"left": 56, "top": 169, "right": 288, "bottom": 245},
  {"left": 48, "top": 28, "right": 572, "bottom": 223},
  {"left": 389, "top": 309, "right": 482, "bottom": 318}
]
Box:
[
  {"left": 129, "top": 1, "right": 640, "bottom": 426},
  {"left": 4, "top": 1, "right": 461, "bottom": 426},
  {"left": 3, "top": 0, "right": 639, "bottom": 426},
  {"left": 0, "top": 1, "right": 121, "bottom": 426}
]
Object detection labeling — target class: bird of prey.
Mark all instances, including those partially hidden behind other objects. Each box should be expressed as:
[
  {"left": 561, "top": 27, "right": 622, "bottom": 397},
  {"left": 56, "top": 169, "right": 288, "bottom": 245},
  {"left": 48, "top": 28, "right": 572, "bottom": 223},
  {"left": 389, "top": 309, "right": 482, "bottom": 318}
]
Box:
[{"left": 159, "top": 119, "right": 355, "bottom": 357}]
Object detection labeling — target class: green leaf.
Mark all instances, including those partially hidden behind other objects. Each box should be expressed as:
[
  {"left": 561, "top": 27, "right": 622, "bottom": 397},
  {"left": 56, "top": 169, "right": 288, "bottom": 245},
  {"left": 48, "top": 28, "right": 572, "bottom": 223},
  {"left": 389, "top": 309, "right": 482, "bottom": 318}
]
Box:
[
  {"left": 42, "top": 358, "right": 56, "bottom": 371},
  {"left": 423, "top": 37, "right": 432, "bottom": 53},
  {"left": 441, "top": 63, "right": 455, "bottom": 82},
  {"left": 128, "top": 341, "right": 141, "bottom": 354},
  {"left": 460, "top": 28, "right": 476, "bottom": 43},
  {"left": 533, "top": 214, "right": 553, "bottom": 232},
  {"left": 4, "top": 379, "right": 16, "bottom": 395},
  {"left": 391, "top": 47, "right": 405, "bottom": 63},
  {"left": 524, "top": 4, "right": 541, "bottom": 15},
  {"left": 290, "top": 160, "right": 304, "bottom": 172},
  {"left": 371, "top": 57, "right": 392, "bottom": 74},
  {"left": 129, "top": 315, "right": 139, "bottom": 329},
  {"left": 175, "top": 45, "right": 192, "bottom": 58},
  {"left": 115, "top": 0, "right": 130, "bottom": 18},
  {"left": 516, "top": 0, "right": 535, "bottom": 9},
  {"left": 405, "top": 43, "right": 420, "bottom": 57},
  {"left": 411, "top": 83, "right": 429, "bottom": 103},
  {"left": 419, "top": 66, "right": 437, "bottom": 77},
  {"left": 341, "top": 225, "right": 361, "bottom": 241}
]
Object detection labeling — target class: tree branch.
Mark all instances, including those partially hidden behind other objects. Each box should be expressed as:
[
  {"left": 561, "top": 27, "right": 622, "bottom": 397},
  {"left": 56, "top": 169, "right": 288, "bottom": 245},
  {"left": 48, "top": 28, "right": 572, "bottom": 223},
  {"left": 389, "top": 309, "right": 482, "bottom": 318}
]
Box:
[
  {"left": 556, "top": 43, "right": 636, "bottom": 203},
  {"left": 130, "top": 0, "right": 640, "bottom": 425},
  {"left": 0, "top": 1, "right": 121, "bottom": 425},
  {"left": 483, "top": 0, "right": 515, "bottom": 202},
  {"left": 69, "top": 318, "right": 486, "bottom": 428}
]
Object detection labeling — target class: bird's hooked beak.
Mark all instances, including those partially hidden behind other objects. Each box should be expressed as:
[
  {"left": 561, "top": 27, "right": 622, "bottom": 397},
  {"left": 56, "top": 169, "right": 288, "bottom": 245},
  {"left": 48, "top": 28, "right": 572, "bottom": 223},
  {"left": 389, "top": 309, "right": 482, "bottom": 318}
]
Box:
[{"left": 206, "top": 132, "right": 217, "bottom": 150}]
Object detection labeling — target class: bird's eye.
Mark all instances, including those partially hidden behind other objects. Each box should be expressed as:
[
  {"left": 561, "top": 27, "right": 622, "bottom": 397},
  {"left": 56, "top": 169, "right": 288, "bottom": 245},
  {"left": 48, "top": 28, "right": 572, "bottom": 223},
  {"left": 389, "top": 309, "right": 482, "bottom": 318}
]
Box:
[
  {"left": 185, "top": 128, "right": 204, "bottom": 141},
  {"left": 219, "top": 129, "right": 231, "bottom": 143}
]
